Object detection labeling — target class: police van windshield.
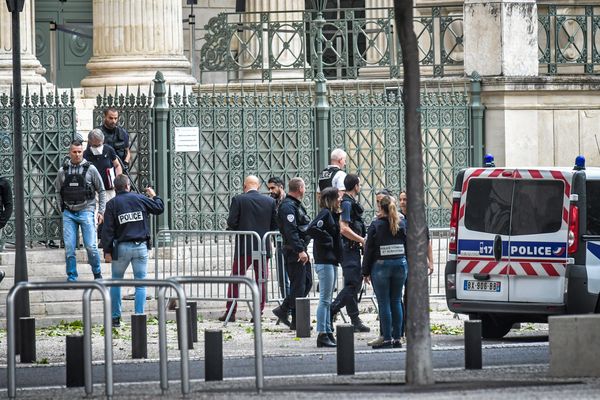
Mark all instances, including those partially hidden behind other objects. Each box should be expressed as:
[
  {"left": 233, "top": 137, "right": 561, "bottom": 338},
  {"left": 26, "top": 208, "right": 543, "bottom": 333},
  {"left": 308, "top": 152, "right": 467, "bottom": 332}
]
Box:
[{"left": 464, "top": 178, "right": 564, "bottom": 235}]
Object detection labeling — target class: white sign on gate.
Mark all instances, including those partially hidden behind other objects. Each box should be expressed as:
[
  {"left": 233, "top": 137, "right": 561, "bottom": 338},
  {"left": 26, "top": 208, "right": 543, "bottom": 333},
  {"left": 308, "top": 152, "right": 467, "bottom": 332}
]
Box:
[{"left": 174, "top": 127, "right": 200, "bottom": 152}]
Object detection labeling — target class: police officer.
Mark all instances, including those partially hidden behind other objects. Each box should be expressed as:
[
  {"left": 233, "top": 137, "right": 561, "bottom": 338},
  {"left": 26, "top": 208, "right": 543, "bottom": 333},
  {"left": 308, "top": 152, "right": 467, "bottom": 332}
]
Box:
[
  {"left": 99, "top": 107, "right": 131, "bottom": 170},
  {"left": 0, "top": 175, "right": 12, "bottom": 282},
  {"left": 317, "top": 148, "right": 347, "bottom": 194},
  {"left": 55, "top": 140, "right": 106, "bottom": 281},
  {"left": 102, "top": 174, "right": 164, "bottom": 327},
  {"left": 272, "top": 177, "right": 312, "bottom": 330},
  {"left": 331, "top": 174, "right": 370, "bottom": 332}
]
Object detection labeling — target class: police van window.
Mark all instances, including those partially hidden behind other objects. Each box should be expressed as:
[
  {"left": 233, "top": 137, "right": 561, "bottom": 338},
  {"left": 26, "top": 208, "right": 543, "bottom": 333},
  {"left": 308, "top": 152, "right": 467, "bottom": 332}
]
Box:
[
  {"left": 586, "top": 181, "right": 600, "bottom": 235},
  {"left": 511, "top": 180, "right": 563, "bottom": 235},
  {"left": 464, "top": 178, "right": 512, "bottom": 235}
]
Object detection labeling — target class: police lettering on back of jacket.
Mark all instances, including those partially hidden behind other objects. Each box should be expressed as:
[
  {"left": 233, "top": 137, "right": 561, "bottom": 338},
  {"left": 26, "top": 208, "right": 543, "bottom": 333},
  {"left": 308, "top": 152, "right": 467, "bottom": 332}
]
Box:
[{"left": 101, "top": 174, "right": 164, "bottom": 328}]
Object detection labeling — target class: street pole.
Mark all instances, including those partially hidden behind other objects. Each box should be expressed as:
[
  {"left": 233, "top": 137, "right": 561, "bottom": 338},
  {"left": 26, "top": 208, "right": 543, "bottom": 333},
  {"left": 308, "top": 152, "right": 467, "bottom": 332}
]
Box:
[
  {"left": 312, "top": 0, "right": 330, "bottom": 174},
  {"left": 6, "top": 0, "right": 31, "bottom": 353}
]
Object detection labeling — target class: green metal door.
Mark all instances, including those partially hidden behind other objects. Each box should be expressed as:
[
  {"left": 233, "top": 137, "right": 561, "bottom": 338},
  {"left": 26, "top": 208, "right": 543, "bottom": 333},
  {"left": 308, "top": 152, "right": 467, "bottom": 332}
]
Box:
[{"left": 35, "top": 0, "right": 93, "bottom": 88}]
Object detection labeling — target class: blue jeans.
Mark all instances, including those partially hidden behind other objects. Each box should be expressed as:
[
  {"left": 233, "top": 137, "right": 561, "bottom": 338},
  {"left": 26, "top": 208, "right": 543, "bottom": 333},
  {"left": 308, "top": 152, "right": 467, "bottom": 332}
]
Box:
[
  {"left": 110, "top": 241, "right": 149, "bottom": 318},
  {"left": 63, "top": 209, "right": 101, "bottom": 281},
  {"left": 371, "top": 257, "right": 408, "bottom": 341},
  {"left": 315, "top": 264, "right": 336, "bottom": 334}
]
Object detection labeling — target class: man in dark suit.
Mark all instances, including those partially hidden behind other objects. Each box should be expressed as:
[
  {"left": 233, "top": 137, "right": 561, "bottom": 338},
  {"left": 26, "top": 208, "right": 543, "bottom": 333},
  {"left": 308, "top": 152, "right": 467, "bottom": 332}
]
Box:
[{"left": 219, "top": 175, "right": 278, "bottom": 322}]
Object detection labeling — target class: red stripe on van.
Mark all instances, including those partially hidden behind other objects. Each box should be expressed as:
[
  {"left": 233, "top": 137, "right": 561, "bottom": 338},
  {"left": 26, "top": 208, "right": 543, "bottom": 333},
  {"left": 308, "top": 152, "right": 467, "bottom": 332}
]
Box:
[
  {"left": 461, "top": 261, "right": 479, "bottom": 273},
  {"left": 498, "top": 265, "right": 509, "bottom": 274},
  {"left": 528, "top": 170, "right": 543, "bottom": 179},
  {"left": 459, "top": 204, "right": 465, "bottom": 220},
  {"left": 550, "top": 170, "right": 571, "bottom": 195},
  {"left": 563, "top": 208, "right": 569, "bottom": 224},
  {"left": 513, "top": 170, "right": 522, "bottom": 179},
  {"left": 480, "top": 261, "right": 497, "bottom": 274},
  {"left": 488, "top": 169, "right": 505, "bottom": 177},
  {"left": 462, "top": 168, "right": 485, "bottom": 193},
  {"left": 541, "top": 263, "right": 560, "bottom": 277},
  {"left": 520, "top": 262, "right": 537, "bottom": 276}
]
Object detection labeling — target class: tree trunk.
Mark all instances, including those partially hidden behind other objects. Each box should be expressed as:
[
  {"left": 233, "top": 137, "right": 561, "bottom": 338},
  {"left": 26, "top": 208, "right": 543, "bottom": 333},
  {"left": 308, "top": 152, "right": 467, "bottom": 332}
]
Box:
[{"left": 394, "top": 0, "right": 434, "bottom": 385}]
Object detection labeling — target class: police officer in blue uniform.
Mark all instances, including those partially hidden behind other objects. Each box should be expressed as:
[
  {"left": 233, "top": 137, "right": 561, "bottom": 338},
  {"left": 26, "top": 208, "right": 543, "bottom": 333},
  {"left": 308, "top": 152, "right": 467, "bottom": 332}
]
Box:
[
  {"left": 331, "top": 174, "right": 370, "bottom": 332},
  {"left": 102, "top": 174, "right": 164, "bottom": 327},
  {"left": 272, "top": 177, "right": 312, "bottom": 330}
]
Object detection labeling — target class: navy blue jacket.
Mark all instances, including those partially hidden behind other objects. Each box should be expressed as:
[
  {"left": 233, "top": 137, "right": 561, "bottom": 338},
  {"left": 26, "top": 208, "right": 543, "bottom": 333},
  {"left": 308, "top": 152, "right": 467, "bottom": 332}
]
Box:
[
  {"left": 362, "top": 217, "right": 407, "bottom": 276},
  {"left": 277, "top": 194, "right": 311, "bottom": 258},
  {"left": 227, "top": 189, "right": 277, "bottom": 257},
  {"left": 102, "top": 190, "right": 164, "bottom": 254},
  {"left": 308, "top": 208, "right": 342, "bottom": 265}
]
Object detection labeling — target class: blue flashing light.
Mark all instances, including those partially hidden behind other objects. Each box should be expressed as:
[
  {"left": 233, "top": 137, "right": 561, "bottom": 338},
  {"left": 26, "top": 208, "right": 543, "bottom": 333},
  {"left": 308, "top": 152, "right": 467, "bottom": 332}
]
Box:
[
  {"left": 483, "top": 153, "right": 495, "bottom": 167},
  {"left": 574, "top": 155, "right": 586, "bottom": 170}
]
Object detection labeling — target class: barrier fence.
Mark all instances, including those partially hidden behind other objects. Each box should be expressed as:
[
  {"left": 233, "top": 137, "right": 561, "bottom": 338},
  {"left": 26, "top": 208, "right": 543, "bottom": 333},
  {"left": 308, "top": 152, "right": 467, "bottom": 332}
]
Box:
[{"left": 152, "top": 228, "right": 449, "bottom": 320}]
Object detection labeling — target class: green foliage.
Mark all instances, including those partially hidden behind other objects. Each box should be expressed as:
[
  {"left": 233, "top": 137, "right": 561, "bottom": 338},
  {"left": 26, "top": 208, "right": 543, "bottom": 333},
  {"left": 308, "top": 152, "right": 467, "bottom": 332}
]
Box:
[
  {"left": 244, "top": 326, "right": 254, "bottom": 334},
  {"left": 36, "top": 358, "right": 49, "bottom": 365},
  {"left": 38, "top": 320, "right": 84, "bottom": 337},
  {"left": 430, "top": 323, "right": 463, "bottom": 335}
]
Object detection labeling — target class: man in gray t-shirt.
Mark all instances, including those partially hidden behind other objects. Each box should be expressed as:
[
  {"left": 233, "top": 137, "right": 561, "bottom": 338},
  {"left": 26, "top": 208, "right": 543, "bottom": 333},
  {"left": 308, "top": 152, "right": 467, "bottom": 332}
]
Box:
[{"left": 55, "top": 140, "right": 106, "bottom": 281}]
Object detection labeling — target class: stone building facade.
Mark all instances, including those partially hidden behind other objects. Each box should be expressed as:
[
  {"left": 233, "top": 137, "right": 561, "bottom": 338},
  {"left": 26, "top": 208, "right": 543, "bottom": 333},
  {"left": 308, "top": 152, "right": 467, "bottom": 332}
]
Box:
[{"left": 1, "top": 0, "right": 600, "bottom": 167}]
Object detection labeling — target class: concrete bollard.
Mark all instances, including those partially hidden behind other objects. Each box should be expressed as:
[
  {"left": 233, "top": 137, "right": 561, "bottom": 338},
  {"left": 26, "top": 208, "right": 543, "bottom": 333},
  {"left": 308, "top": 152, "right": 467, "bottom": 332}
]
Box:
[
  {"left": 205, "top": 329, "right": 223, "bottom": 381},
  {"left": 336, "top": 324, "right": 355, "bottom": 375},
  {"left": 66, "top": 335, "right": 85, "bottom": 387},
  {"left": 19, "top": 317, "right": 36, "bottom": 363},
  {"left": 550, "top": 314, "right": 600, "bottom": 377},
  {"left": 464, "top": 320, "right": 482, "bottom": 369},
  {"left": 176, "top": 306, "right": 193, "bottom": 350},
  {"left": 131, "top": 314, "right": 148, "bottom": 359},
  {"left": 295, "top": 297, "right": 311, "bottom": 338},
  {"left": 188, "top": 301, "right": 198, "bottom": 343}
]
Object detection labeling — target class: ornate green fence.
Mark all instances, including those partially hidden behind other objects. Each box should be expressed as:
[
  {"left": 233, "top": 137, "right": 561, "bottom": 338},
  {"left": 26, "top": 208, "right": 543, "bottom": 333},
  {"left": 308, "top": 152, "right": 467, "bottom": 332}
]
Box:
[
  {"left": 538, "top": 4, "right": 600, "bottom": 74},
  {"left": 0, "top": 87, "right": 77, "bottom": 244},
  {"left": 329, "top": 84, "right": 470, "bottom": 227},
  {"left": 168, "top": 87, "right": 317, "bottom": 230},
  {"left": 199, "top": 5, "right": 464, "bottom": 82}
]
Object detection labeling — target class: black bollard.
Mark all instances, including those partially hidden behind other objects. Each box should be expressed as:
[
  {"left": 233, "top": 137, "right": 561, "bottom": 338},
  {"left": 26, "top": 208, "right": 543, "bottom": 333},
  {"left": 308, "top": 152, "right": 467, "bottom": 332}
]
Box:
[
  {"left": 176, "top": 306, "right": 193, "bottom": 350},
  {"left": 66, "top": 335, "right": 85, "bottom": 387},
  {"left": 295, "top": 297, "right": 311, "bottom": 338},
  {"left": 205, "top": 329, "right": 223, "bottom": 381},
  {"left": 19, "top": 317, "right": 36, "bottom": 363},
  {"left": 336, "top": 324, "right": 355, "bottom": 375},
  {"left": 188, "top": 301, "right": 198, "bottom": 343},
  {"left": 464, "top": 320, "right": 482, "bottom": 369},
  {"left": 131, "top": 314, "right": 148, "bottom": 359}
]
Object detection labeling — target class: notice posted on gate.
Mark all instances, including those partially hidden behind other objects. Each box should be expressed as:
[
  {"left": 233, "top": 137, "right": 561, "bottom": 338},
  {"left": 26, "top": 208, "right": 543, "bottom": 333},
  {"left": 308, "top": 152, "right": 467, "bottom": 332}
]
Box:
[{"left": 174, "top": 127, "right": 200, "bottom": 152}]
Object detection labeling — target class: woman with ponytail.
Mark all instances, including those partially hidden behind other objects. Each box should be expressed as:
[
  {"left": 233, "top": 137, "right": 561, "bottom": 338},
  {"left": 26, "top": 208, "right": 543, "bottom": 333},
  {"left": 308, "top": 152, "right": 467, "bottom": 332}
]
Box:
[{"left": 362, "top": 195, "right": 408, "bottom": 349}]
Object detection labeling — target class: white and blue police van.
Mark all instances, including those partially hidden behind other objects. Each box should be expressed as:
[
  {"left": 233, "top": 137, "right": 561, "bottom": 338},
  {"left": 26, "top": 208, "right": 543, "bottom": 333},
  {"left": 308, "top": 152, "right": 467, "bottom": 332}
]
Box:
[{"left": 445, "top": 155, "right": 600, "bottom": 338}]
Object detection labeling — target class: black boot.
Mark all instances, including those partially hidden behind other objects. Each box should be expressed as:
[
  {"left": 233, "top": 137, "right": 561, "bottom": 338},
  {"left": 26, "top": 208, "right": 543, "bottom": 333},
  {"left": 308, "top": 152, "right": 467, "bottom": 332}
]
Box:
[
  {"left": 290, "top": 313, "right": 296, "bottom": 331},
  {"left": 317, "top": 333, "right": 336, "bottom": 348},
  {"left": 351, "top": 316, "right": 370, "bottom": 333},
  {"left": 327, "top": 332, "right": 336, "bottom": 344},
  {"left": 273, "top": 305, "right": 291, "bottom": 328}
]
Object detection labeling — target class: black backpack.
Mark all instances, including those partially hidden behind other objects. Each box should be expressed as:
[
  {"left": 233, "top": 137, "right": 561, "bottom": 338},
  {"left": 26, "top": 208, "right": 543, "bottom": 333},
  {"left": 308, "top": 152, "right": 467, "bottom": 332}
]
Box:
[{"left": 60, "top": 161, "right": 95, "bottom": 205}]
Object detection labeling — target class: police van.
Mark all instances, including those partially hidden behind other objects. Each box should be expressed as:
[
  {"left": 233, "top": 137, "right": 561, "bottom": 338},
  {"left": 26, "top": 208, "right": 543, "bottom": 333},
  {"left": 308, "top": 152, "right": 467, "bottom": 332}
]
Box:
[{"left": 445, "top": 156, "right": 600, "bottom": 338}]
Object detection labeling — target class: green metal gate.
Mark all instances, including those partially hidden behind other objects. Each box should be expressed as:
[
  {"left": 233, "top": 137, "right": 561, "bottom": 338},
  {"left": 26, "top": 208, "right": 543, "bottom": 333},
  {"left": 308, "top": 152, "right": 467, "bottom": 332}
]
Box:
[
  {"left": 168, "top": 87, "right": 317, "bottom": 230},
  {"left": 0, "top": 88, "right": 77, "bottom": 244}
]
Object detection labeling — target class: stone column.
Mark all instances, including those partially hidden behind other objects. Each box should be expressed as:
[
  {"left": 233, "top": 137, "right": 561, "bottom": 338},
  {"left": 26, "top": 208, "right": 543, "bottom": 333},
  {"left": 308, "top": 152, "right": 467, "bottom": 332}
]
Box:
[
  {"left": 240, "top": 0, "right": 305, "bottom": 80},
  {"left": 464, "top": 0, "right": 538, "bottom": 77},
  {"left": 81, "top": 0, "right": 197, "bottom": 96},
  {"left": 360, "top": 0, "right": 394, "bottom": 78},
  {"left": 0, "top": 0, "right": 47, "bottom": 90}
]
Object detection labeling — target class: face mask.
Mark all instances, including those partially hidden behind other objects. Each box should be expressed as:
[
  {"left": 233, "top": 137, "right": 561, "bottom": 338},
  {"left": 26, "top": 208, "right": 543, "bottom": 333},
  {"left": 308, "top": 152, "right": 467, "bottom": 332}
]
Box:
[{"left": 91, "top": 145, "right": 103, "bottom": 155}]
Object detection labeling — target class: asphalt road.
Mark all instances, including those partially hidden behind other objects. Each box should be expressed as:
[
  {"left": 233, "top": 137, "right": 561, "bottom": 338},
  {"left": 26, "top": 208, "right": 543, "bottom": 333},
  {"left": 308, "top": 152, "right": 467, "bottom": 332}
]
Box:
[{"left": 0, "top": 335, "right": 550, "bottom": 388}]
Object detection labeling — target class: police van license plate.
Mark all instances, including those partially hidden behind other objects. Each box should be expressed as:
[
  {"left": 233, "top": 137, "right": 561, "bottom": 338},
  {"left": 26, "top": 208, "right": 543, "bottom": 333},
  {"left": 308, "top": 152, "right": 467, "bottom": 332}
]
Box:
[{"left": 464, "top": 280, "right": 501, "bottom": 292}]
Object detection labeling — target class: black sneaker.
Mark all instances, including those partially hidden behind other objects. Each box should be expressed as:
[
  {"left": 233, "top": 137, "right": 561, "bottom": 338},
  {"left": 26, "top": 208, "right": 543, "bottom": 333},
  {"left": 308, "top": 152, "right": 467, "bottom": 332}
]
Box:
[
  {"left": 112, "top": 317, "right": 121, "bottom": 328},
  {"left": 272, "top": 306, "right": 291, "bottom": 328},
  {"left": 0, "top": 270, "right": 5, "bottom": 283},
  {"left": 393, "top": 339, "right": 402, "bottom": 348},
  {"left": 372, "top": 340, "right": 393, "bottom": 349},
  {"left": 93, "top": 273, "right": 103, "bottom": 280}
]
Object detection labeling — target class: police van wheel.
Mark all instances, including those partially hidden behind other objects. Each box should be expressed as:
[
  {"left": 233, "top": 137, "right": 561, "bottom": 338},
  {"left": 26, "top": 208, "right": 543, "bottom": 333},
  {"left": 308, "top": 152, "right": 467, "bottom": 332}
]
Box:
[{"left": 478, "top": 314, "right": 513, "bottom": 339}]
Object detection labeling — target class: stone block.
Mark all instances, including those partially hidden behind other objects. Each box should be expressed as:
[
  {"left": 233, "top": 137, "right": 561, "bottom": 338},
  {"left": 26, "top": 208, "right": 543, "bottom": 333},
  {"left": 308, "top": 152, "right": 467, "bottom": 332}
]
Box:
[{"left": 549, "top": 314, "right": 600, "bottom": 377}]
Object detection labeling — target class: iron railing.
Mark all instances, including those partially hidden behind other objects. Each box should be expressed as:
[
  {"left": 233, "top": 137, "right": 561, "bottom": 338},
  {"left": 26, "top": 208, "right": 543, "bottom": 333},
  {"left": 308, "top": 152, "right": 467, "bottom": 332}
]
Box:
[
  {"left": 538, "top": 4, "right": 600, "bottom": 74},
  {"left": 198, "top": 5, "right": 464, "bottom": 82}
]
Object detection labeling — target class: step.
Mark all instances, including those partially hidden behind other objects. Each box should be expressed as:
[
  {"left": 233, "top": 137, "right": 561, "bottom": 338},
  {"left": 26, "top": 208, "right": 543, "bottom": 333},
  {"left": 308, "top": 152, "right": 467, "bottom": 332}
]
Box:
[{"left": 0, "top": 248, "right": 160, "bottom": 267}]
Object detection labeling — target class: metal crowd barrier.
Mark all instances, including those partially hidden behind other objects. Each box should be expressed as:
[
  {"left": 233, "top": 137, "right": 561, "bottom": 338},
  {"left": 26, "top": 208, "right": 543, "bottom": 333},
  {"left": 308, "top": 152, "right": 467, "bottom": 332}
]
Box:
[
  {"left": 262, "top": 228, "right": 450, "bottom": 307},
  {"left": 6, "top": 281, "right": 113, "bottom": 399},
  {"left": 155, "top": 230, "right": 264, "bottom": 322},
  {"left": 98, "top": 278, "right": 190, "bottom": 395},
  {"left": 169, "top": 276, "right": 264, "bottom": 394}
]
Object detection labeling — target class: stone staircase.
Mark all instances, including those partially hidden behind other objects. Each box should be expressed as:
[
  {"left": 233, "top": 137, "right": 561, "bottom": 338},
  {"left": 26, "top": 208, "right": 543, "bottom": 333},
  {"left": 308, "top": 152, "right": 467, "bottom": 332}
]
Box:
[{"left": 0, "top": 248, "right": 163, "bottom": 328}]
